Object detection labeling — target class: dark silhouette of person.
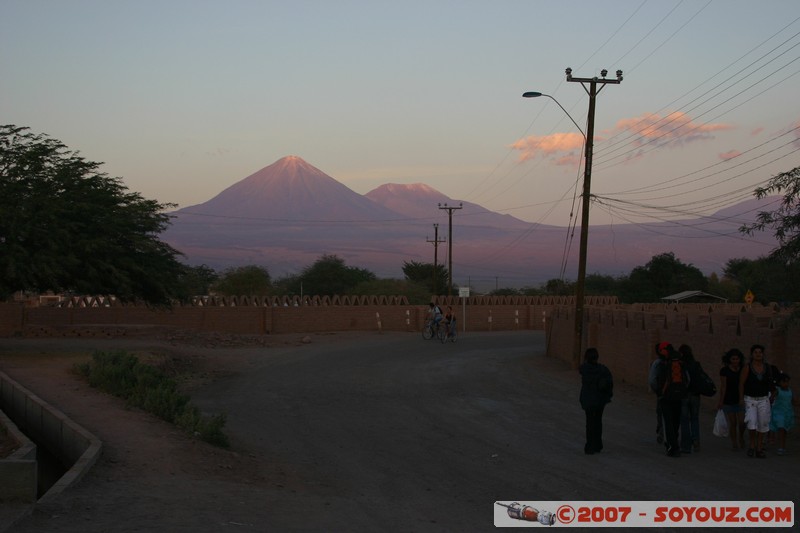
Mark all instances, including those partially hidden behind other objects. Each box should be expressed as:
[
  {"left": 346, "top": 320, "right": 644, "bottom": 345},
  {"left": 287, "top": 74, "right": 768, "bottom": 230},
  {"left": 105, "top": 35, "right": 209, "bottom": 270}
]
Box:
[{"left": 579, "top": 348, "right": 613, "bottom": 455}]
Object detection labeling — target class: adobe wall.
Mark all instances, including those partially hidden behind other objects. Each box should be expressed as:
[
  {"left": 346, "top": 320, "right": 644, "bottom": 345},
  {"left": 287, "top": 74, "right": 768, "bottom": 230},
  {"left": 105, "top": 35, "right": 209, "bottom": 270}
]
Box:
[
  {"left": 0, "top": 295, "right": 619, "bottom": 338},
  {"left": 546, "top": 303, "right": 799, "bottom": 390},
  {"left": 7, "top": 297, "right": 794, "bottom": 389}
]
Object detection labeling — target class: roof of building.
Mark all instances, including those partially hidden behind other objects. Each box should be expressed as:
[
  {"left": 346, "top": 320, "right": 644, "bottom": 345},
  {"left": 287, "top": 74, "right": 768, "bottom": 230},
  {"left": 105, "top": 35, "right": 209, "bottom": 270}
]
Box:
[{"left": 661, "top": 290, "right": 728, "bottom": 302}]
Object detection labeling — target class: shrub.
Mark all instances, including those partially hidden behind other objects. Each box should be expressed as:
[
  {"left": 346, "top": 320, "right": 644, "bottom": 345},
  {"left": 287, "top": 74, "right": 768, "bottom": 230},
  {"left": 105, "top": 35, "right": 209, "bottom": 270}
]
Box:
[{"left": 75, "top": 350, "right": 229, "bottom": 448}]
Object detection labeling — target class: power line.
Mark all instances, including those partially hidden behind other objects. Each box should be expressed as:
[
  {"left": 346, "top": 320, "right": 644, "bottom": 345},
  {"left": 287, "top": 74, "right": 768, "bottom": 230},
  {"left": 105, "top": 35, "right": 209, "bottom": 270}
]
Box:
[{"left": 595, "top": 29, "right": 800, "bottom": 163}]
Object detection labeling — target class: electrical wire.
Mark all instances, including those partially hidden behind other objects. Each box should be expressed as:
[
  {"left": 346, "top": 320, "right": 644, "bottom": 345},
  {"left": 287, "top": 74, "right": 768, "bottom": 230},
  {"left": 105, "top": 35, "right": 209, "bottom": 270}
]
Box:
[{"left": 595, "top": 27, "right": 800, "bottom": 163}]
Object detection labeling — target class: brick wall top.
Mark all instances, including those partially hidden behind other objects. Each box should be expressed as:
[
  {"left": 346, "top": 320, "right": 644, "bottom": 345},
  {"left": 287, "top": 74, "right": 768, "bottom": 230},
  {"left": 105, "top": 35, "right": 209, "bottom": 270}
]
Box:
[
  {"left": 55, "top": 294, "right": 414, "bottom": 307},
  {"left": 433, "top": 295, "right": 619, "bottom": 306},
  {"left": 50, "top": 294, "right": 626, "bottom": 308}
]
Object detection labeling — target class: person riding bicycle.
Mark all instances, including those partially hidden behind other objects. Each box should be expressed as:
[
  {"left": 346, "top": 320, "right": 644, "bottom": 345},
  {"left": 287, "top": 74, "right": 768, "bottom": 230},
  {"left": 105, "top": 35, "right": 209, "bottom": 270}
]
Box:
[
  {"left": 428, "top": 302, "right": 444, "bottom": 330},
  {"left": 444, "top": 306, "right": 457, "bottom": 338}
]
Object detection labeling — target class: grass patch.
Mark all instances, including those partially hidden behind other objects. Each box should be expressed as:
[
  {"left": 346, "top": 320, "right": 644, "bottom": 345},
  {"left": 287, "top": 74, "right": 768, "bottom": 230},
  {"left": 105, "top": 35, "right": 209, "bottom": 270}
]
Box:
[{"left": 75, "top": 350, "right": 229, "bottom": 448}]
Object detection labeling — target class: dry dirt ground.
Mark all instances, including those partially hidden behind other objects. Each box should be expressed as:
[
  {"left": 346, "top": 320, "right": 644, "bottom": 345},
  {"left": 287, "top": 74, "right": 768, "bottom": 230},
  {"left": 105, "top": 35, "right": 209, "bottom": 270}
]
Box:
[
  {"left": 1, "top": 331, "right": 798, "bottom": 532},
  {"left": 0, "top": 332, "right": 318, "bottom": 532}
]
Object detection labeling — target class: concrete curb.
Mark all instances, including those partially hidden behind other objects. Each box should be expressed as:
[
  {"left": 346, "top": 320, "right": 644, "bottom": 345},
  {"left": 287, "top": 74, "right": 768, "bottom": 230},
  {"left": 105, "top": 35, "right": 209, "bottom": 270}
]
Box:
[{"left": 0, "top": 371, "right": 103, "bottom": 531}]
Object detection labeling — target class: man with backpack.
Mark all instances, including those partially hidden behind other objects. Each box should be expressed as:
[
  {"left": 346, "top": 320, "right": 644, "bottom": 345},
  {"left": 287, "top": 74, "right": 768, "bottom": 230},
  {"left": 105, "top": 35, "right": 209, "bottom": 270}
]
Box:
[{"left": 649, "top": 342, "right": 690, "bottom": 457}]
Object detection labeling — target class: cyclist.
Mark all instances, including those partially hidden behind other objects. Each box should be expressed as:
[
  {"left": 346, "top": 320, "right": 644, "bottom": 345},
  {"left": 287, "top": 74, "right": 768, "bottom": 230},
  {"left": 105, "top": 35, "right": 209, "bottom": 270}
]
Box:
[
  {"left": 444, "top": 306, "right": 457, "bottom": 339},
  {"left": 427, "top": 302, "right": 443, "bottom": 331}
]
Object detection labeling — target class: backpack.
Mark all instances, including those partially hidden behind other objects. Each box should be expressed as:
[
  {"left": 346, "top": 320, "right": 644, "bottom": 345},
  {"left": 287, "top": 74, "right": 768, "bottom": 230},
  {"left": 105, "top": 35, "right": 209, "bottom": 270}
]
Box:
[
  {"left": 688, "top": 361, "right": 717, "bottom": 397},
  {"left": 597, "top": 366, "right": 613, "bottom": 400},
  {"left": 660, "top": 349, "right": 688, "bottom": 400}
]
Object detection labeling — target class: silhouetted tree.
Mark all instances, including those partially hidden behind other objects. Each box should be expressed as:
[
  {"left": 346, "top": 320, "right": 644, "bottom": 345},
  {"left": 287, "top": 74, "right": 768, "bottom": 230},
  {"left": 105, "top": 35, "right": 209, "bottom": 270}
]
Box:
[
  {"left": 350, "top": 278, "right": 431, "bottom": 304},
  {"left": 544, "top": 278, "right": 573, "bottom": 295},
  {"left": 402, "top": 260, "right": 448, "bottom": 294},
  {"left": 618, "top": 252, "right": 706, "bottom": 302},
  {"left": 584, "top": 274, "right": 620, "bottom": 296},
  {"left": 740, "top": 166, "right": 800, "bottom": 264},
  {"left": 213, "top": 265, "right": 271, "bottom": 296},
  {"left": 174, "top": 264, "right": 219, "bottom": 301},
  {"left": 723, "top": 256, "right": 800, "bottom": 304},
  {"left": 289, "top": 255, "right": 376, "bottom": 295},
  {"left": 489, "top": 287, "right": 520, "bottom": 296},
  {"left": 0, "top": 125, "right": 184, "bottom": 305}
]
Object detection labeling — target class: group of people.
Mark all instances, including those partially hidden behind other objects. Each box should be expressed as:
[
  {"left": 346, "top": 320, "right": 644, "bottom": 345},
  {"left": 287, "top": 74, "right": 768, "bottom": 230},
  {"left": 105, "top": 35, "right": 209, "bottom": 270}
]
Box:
[
  {"left": 577, "top": 342, "right": 796, "bottom": 458},
  {"left": 650, "top": 342, "right": 796, "bottom": 458},
  {"left": 717, "top": 344, "right": 797, "bottom": 457}
]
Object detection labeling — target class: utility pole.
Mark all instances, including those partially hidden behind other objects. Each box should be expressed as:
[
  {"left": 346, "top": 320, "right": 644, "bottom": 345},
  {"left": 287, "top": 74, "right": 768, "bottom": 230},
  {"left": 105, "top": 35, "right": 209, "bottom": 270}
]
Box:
[
  {"left": 438, "top": 202, "right": 462, "bottom": 296},
  {"left": 566, "top": 67, "right": 622, "bottom": 368},
  {"left": 426, "top": 224, "right": 445, "bottom": 296}
]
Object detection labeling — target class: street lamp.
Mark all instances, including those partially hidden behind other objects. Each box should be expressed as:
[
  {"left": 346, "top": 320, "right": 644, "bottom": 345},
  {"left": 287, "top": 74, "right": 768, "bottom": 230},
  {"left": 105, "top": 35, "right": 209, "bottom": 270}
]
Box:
[
  {"left": 523, "top": 68, "right": 622, "bottom": 368},
  {"left": 522, "top": 92, "right": 586, "bottom": 138}
]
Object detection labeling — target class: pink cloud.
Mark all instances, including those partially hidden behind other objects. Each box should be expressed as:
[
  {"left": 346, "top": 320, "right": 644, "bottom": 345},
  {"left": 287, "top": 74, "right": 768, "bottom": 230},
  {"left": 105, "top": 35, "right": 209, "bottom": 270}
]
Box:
[
  {"left": 751, "top": 127, "right": 764, "bottom": 136},
  {"left": 614, "top": 111, "right": 733, "bottom": 148},
  {"left": 554, "top": 154, "right": 582, "bottom": 167},
  {"left": 718, "top": 150, "right": 741, "bottom": 161},
  {"left": 510, "top": 131, "right": 584, "bottom": 163}
]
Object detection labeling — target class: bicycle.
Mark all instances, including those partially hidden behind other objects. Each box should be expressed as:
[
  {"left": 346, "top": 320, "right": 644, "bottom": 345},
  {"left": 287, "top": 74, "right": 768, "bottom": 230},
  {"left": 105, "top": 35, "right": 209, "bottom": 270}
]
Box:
[
  {"left": 444, "top": 320, "right": 457, "bottom": 343},
  {"left": 422, "top": 319, "right": 446, "bottom": 342}
]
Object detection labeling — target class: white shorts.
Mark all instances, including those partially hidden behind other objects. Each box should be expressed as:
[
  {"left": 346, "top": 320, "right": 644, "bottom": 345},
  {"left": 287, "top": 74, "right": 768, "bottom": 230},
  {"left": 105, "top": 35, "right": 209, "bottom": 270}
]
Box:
[{"left": 743, "top": 395, "right": 771, "bottom": 433}]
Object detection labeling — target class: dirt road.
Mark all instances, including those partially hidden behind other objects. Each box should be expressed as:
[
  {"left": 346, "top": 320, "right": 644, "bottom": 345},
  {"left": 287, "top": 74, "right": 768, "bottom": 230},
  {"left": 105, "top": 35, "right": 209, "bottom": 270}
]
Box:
[{"left": 1, "top": 331, "right": 797, "bottom": 531}]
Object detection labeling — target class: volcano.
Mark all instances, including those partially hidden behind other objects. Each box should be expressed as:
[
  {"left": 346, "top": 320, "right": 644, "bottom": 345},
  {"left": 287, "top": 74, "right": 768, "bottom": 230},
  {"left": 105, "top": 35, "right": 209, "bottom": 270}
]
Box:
[
  {"left": 162, "top": 156, "right": 779, "bottom": 287},
  {"left": 173, "top": 156, "right": 404, "bottom": 222}
]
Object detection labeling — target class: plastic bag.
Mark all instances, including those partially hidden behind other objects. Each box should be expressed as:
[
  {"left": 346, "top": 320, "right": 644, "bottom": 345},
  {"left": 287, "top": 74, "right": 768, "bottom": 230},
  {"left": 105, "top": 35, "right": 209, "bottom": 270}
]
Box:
[{"left": 713, "top": 409, "right": 728, "bottom": 437}]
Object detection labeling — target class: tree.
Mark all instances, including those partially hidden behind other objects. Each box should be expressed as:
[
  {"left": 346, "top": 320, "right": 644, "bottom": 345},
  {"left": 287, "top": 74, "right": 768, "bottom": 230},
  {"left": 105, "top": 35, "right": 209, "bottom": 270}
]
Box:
[
  {"left": 288, "top": 255, "right": 376, "bottom": 295},
  {"left": 350, "top": 278, "right": 431, "bottom": 304},
  {"left": 618, "top": 252, "right": 707, "bottom": 303},
  {"left": 213, "top": 265, "right": 271, "bottom": 296},
  {"left": 723, "top": 256, "right": 800, "bottom": 304},
  {"left": 489, "top": 287, "right": 521, "bottom": 296},
  {"left": 271, "top": 273, "right": 300, "bottom": 296},
  {"left": 0, "top": 125, "right": 185, "bottom": 305},
  {"left": 584, "top": 274, "right": 620, "bottom": 296},
  {"left": 706, "top": 271, "right": 741, "bottom": 303},
  {"left": 544, "top": 278, "right": 574, "bottom": 295},
  {"left": 174, "top": 264, "right": 219, "bottom": 301},
  {"left": 401, "top": 261, "right": 448, "bottom": 294},
  {"left": 519, "top": 286, "right": 546, "bottom": 296},
  {"left": 740, "top": 166, "right": 800, "bottom": 264}
]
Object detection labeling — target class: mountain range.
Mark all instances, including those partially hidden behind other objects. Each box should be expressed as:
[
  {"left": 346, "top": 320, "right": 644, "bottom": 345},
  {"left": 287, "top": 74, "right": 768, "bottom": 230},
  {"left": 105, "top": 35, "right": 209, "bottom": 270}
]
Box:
[{"left": 162, "top": 156, "right": 779, "bottom": 290}]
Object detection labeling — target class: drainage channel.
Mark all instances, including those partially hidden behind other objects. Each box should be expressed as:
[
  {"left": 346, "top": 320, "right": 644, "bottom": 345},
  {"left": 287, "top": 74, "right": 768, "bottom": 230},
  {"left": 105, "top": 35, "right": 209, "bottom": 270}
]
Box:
[{"left": 36, "top": 441, "right": 69, "bottom": 498}]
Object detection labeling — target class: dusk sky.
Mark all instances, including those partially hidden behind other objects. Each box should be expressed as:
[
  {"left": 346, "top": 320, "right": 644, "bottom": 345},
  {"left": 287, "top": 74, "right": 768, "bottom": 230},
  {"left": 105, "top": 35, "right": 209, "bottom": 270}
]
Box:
[{"left": 2, "top": 0, "right": 799, "bottom": 230}]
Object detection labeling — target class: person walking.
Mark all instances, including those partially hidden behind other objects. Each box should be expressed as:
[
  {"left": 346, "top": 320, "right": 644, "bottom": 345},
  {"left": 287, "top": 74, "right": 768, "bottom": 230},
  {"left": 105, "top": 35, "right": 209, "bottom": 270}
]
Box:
[
  {"left": 579, "top": 348, "right": 613, "bottom": 455},
  {"left": 770, "top": 373, "right": 797, "bottom": 456},
  {"left": 740, "top": 344, "right": 778, "bottom": 458},
  {"left": 649, "top": 344, "right": 665, "bottom": 445},
  {"left": 718, "top": 348, "right": 746, "bottom": 450},
  {"left": 679, "top": 344, "right": 702, "bottom": 453},
  {"left": 650, "top": 342, "right": 688, "bottom": 457}
]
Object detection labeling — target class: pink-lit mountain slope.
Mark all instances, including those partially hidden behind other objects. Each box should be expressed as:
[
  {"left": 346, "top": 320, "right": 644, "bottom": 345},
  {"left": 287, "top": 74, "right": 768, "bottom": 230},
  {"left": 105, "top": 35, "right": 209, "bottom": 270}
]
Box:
[
  {"left": 162, "top": 155, "right": 779, "bottom": 287},
  {"left": 365, "top": 183, "right": 532, "bottom": 230},
  {"left": 172, "top": 156, "right": 405, "bottom": 222}
]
